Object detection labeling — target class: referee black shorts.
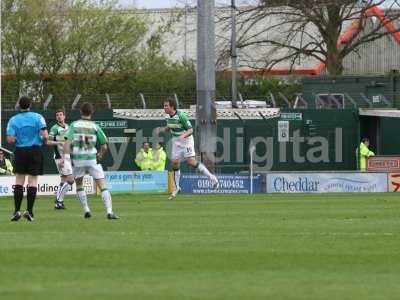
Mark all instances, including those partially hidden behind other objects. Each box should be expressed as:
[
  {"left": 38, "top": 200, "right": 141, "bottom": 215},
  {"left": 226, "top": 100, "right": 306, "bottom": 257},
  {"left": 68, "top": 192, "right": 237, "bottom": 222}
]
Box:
[{"left": 14, "top": 146, "right": 44, "bottom": 176}]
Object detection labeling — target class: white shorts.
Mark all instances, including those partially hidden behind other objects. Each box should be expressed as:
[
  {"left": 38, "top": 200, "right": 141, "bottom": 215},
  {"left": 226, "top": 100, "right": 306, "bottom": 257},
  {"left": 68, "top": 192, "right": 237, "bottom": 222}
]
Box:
[
  {"left": 55, "top": 158, "right": 73, "bottom": 176},
  {"left": 171, "top": 135, "right": 196, "bottom": 161},
  {"left": 72, "top": 160, "right": 105, "bottom": 180}
]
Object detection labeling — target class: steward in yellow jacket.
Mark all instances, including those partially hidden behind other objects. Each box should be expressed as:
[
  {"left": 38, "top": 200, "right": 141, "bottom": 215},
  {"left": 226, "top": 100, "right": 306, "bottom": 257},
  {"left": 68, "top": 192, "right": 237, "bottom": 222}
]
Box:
[
  {"left": 135, "top": 142, "right": 153, "bottom": 171},
  {"left": 152, "top": 142, "right": 167, "bottom": 171},
  {"left": 0, "top": 149, "right": 13, "bottom": 175},
  {"left": 356, "top": 138, "right": 375, "bottom": 171}
]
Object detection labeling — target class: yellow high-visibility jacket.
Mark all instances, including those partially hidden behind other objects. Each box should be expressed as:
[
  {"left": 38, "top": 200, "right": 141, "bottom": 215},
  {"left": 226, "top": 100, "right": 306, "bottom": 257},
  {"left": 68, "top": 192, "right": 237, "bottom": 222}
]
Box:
[
  {"left": 152, "top": 147, "right": 167, "bottom": 171},
  {"left": 0, "top": 158, "right": 13, "bottom": 175},
  {"left": 135, "top": 148, "right": 153, "bottom": 171},
  {"left": 356, "top": 142, "right": 375, "bottom": 171}
]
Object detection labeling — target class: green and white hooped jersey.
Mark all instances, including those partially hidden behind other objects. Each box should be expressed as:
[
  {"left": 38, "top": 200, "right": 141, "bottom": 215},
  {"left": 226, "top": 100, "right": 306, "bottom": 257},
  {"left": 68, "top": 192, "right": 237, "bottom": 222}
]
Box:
[
  {"left": 49, "top": 123, "right": 69, "bottom": 159},
  {"left": 64, "top": 119, "right": 107, "bottom": 162},
  {"left": 165, "top": 110, "right": 192, "bottom": 138}
]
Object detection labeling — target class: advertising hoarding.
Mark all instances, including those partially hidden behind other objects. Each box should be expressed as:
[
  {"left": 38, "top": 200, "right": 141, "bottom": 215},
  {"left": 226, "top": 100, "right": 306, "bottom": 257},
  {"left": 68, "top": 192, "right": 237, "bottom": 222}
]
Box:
[
  {"left": 266, "top": 172, "right": 388, "bottom": 193},
  {"left": 180, "top": 174, "right": 262, "bottom": 194}
]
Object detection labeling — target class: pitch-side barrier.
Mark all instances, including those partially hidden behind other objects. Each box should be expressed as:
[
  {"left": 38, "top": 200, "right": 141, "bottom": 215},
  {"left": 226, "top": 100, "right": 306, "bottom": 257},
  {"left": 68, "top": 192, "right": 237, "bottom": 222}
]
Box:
[{"left": 1, "top": 171, "right": 399, "bottom": 197}]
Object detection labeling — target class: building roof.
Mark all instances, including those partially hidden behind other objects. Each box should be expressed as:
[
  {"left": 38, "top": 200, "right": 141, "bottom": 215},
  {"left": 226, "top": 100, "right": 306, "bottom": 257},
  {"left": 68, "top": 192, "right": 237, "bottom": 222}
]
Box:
[
  {"left": 230, "top": 6, "right": 400, "bottom": 76},
  {"left": 359, "top": 108, "right": 400, "bottom": 118}
]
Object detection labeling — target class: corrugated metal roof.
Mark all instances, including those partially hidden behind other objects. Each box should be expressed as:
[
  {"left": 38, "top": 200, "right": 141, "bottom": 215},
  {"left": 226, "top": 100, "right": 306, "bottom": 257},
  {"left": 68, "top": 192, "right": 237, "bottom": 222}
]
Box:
[
  {"left": 359, "top": 108, "right": 400, "bottom": 117},
  {"left": 113, "top": 108, "right": 281, "bottom": 120}
]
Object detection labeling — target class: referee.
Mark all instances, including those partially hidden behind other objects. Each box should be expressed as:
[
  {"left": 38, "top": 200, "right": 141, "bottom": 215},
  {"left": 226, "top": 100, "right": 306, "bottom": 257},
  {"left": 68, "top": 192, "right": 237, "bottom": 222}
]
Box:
[{"left": 6, "top": 96, "right": 48, "bottom": 222}]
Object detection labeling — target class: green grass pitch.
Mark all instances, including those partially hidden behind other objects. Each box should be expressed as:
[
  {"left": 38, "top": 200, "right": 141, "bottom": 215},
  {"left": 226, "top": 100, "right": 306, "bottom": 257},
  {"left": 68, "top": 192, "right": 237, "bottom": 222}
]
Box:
[{"left": 0, "top": 193, "right": 399, "bottom": 300}]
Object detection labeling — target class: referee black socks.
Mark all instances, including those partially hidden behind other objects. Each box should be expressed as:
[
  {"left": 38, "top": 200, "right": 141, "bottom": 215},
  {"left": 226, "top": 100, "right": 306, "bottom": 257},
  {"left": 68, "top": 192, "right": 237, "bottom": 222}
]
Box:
[
  {"left": 27, "top": 186, "right": 37, "bottom": 215},
  {"left": 13, "top": 185, "right": 23, "bottom": 212}
]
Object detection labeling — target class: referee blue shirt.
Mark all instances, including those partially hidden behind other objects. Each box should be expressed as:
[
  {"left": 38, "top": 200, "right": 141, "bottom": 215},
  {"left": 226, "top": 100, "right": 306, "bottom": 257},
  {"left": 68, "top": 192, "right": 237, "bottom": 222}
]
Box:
[{"left": 6, "top": 112, "right": 47, "bottom": 147}]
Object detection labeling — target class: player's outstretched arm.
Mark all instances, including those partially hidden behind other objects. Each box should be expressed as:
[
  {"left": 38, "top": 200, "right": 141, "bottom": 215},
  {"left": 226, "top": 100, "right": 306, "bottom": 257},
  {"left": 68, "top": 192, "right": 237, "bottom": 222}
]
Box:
[
  {"left": 155, "top": 126, "right": 170, "bottom": 134},
  {"left": 44, "top": 139, "right": 63, "bottom": 146}
]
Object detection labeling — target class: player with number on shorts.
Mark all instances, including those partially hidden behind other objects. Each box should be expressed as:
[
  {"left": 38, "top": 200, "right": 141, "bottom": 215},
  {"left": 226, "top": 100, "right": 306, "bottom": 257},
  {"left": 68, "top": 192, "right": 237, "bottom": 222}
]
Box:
[
  {"left": 156, "top": 97, "right": 219, "bottom": 199},
  {"left": 62, "top": 102, "right": 119, "bottom": 220}
]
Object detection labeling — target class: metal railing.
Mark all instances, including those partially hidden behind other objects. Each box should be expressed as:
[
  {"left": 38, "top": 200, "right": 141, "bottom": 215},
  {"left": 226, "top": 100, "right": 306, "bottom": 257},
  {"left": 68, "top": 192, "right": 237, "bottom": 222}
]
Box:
[{"left": 2, "top": 90, "right": 399, "bottom": 110}]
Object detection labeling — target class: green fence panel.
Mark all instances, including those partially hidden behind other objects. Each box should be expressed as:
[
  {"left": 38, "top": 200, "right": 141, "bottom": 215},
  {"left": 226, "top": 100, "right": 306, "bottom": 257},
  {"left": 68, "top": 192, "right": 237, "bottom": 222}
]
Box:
[{"left": 1, "top": 109, "right": 359, "bottom": 173}]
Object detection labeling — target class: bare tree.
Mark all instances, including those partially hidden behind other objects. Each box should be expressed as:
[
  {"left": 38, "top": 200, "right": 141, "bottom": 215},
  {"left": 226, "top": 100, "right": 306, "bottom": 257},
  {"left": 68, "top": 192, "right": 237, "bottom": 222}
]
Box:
[{"left": 220, "top": 0, "right": 400, "bottom": 75}]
